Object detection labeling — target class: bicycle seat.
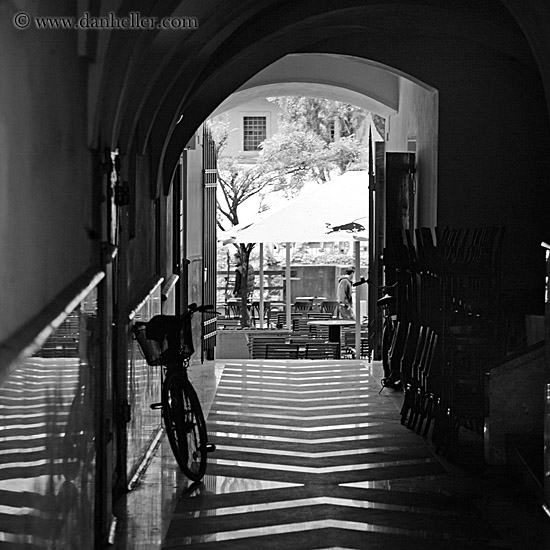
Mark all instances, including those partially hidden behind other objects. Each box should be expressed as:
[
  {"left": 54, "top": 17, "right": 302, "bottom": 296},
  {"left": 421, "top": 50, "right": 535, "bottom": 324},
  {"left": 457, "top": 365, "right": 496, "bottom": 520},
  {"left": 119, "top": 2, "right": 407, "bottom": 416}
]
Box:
[{"left": 377, "top": 294, "right": 395, "bottom": 307}]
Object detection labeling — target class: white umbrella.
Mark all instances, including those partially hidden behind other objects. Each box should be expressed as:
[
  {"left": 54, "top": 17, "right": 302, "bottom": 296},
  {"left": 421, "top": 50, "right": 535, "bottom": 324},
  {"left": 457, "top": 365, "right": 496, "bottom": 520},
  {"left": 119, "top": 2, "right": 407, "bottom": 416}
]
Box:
[{"left": 233, "top": 171, "right": 369, "bottom": 244}]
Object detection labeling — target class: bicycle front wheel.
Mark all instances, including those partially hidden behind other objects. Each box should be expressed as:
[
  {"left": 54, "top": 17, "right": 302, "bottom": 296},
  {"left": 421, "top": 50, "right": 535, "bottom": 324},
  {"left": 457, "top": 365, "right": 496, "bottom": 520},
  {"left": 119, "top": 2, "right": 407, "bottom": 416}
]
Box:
[{"left": 162, "top": 371, "right": 208, "bottom": 481}]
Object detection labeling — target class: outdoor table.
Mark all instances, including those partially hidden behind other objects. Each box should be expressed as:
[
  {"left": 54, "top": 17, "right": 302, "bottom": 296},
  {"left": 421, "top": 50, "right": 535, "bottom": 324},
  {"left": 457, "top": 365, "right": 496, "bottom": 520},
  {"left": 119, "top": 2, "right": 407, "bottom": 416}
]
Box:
[{"left": 307, "top": 319, "right": 356, "bottom": 343}]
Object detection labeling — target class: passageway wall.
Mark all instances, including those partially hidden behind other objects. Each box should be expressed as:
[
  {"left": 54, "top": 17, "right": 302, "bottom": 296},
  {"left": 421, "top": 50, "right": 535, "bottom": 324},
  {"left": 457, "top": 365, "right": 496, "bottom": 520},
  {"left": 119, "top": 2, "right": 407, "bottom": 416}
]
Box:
[
  {"left": 385, "top": 78, "right": 439, "bottom": 230},
  {"left": 0, "top": 4, "right": 93, "bottom": 342}
]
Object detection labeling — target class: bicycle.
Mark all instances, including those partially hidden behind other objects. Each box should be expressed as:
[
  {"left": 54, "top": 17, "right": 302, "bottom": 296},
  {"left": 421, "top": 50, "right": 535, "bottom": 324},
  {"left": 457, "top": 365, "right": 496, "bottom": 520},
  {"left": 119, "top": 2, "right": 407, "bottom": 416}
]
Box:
[{"left": 132, "top": 303, "right": 217, "bottom": 481}]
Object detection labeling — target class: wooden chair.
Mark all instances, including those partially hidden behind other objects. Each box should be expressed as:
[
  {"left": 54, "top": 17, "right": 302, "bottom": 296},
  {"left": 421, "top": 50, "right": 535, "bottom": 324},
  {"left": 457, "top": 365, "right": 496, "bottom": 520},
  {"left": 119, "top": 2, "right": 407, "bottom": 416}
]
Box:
[
  {"left": 305, "top": 342, "right": 340, "bottom": 359},
  {"left": 340, "top": 329, "right": 370, "bottom": 359},
  {"left": 40, "top": 313, "right": 80, "bottom": 358},
  {"left": 276, "top": 312, "right": 302, "bottom": 329},
  {"left": 308, "top": 323, "right": 329, "bottom": 340},
  {"left": 292, "top": 317, "right": 310, "bottom": 335},
  {"left": 251, "top": 301, "right": 271, "bottom": 326},
  {"left": 266, "top": 308, "right": 283, "bottom": 328},
  {"left": 407, "top": 329, "right": 437, "bottom": 430},
  {"left": 320, "top": 301, "right": 338, "bottom": 316},
  {"left": 227, "top": 301, "right": 242, "bottom": 319},
  {"left": 293, "top": 300, "right": 312, "bottom": 313},
  {"left": 289, "top": 336, "right": 313, "bottom": 347},
  {"left": 386, "top": 321, "right": 411, "bottom": 386},
  {"left": 247, "top": 336, "right": 287, "bottom": 358},
  {"left": 217, "top": 318, "right": 241, "bottom": 330},
  {"left": 266, "top": 343, "right": 301, "bottom": 359},
  {"left": 341, "top": 329, "right": 356, "bottom": 359},
  {"left": 415, "top": 332, "right": 439, "bottom": 436},
  {"left": 400, "top": 326, "right": 430, "bottom": 426}
]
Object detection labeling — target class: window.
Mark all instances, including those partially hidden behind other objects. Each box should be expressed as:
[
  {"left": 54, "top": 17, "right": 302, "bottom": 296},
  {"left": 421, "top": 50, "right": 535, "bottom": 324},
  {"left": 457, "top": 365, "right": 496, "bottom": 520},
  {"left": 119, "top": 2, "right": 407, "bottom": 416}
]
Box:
[
  {"left": 328, "top": 121, "right": 335, "bottom": 142},
  {"left": 243, "top": 116, "right": 266, "bottom": 151}
]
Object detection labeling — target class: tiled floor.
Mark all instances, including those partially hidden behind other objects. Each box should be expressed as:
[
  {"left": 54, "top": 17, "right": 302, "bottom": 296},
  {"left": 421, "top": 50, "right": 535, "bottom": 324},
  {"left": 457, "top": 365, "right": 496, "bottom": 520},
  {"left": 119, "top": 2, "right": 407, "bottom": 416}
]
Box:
[{"left": 113, "top": 359, "right": 550, "bottom": 549}]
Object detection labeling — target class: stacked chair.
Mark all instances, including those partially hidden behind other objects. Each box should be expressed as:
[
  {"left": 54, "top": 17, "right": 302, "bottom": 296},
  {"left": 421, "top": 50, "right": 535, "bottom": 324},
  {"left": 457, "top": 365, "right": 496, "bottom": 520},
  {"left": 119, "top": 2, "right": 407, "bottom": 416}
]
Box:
[
  {"left": 320, "top": 300, "right": 339, "bottom": 316},
  {"left": 385, "top": 225, "right": 506, "bottom": 457},
  {"left": 37, "top": 311, "right": 80, "bottom": 358},
  {"left": 293, "top": 300, "right": 312, "bottom": 313},
  {"left": 341, "top": 328, "right": 370, "bottom": 360},
  {"left": 247, "top": 335, "right": 287, "bottom": 358}
]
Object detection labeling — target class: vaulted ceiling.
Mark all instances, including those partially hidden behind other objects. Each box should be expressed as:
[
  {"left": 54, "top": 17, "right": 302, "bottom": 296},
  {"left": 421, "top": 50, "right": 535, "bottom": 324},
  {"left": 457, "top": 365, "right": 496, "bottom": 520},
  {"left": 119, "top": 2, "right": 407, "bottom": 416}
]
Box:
[{"left": 87, "top": 0, "right": 547, "bottom": 186}]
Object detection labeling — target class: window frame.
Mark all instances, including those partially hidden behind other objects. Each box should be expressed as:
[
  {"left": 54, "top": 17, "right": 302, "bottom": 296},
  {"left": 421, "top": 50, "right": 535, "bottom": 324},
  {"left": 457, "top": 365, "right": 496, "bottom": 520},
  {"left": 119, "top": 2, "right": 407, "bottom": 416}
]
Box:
[{"left": 241, "top": 112, "right": 270, "bottom": 154}]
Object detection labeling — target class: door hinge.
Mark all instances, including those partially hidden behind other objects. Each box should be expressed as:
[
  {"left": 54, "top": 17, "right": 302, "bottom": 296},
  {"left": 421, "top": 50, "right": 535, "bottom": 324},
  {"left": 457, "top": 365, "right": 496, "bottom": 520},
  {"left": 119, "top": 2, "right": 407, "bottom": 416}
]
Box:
[
  {"left": 115, "top": 181, "right": 130, "bottom": 206},
  {"left": 122, "top": 400, "right": 131, "bottom": 423}
]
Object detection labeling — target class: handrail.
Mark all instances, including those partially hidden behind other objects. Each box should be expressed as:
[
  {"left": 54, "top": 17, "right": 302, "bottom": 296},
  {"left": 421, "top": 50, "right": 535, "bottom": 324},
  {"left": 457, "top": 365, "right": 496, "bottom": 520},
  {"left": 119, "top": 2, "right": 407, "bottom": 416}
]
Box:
[
  {"left": 161, "top": 274, "right": 179, "bottom": 301},
  {"left": 128, "top": 276, "right": 164, "bottom": 320}
]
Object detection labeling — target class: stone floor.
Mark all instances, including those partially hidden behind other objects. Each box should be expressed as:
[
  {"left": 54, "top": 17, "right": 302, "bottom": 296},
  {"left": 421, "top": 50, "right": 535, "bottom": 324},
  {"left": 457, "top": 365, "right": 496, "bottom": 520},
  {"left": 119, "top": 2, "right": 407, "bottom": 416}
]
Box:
[{"left": 112, "top": 359, "right": 550, "bottom": 549}]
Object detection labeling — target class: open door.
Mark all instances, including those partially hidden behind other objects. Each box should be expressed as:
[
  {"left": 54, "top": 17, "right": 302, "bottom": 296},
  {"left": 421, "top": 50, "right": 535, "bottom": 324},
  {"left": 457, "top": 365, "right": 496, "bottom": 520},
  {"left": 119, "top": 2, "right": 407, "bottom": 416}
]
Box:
[
  {"left": 544, "top": 242, "right": 550, "bottom": 513},
  {"left": 384, "top": 152, "right": 416, "bottom": 283}
]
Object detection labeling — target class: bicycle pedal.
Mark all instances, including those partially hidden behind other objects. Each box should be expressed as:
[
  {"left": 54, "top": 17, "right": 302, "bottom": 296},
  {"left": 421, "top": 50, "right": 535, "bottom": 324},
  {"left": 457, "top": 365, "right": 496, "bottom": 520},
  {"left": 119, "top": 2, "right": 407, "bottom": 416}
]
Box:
[
  {"left": 205, "top": 444, "right": 216, "bottom": 453},
  {"left": 150, "top": 402, "right": 163, "bottom": 410}
]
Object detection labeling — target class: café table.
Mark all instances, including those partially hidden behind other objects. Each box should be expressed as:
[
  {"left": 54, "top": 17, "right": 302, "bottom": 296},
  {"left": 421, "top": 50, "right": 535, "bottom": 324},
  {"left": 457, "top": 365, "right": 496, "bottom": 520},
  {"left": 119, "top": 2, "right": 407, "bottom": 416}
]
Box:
[{"left": 307, "top": 319, "right": 356, "bottom": 343}]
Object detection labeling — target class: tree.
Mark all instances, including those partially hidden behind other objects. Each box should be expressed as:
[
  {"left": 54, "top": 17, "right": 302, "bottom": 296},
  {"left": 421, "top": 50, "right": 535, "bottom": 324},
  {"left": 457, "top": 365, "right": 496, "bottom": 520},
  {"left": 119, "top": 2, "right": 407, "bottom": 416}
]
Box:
[
  {"left": 269, "top": 97, "right": 366, "bottom": 140},
  {"left": 269, "top": 96, "right": 385, "bottom": 153}
]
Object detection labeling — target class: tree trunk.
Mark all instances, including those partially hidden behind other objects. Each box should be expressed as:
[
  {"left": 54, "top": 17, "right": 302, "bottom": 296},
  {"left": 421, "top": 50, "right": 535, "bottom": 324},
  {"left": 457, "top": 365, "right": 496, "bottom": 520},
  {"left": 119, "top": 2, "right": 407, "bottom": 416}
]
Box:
[{"left": 237, "top": 243, "right": 255, "bottom": 327}]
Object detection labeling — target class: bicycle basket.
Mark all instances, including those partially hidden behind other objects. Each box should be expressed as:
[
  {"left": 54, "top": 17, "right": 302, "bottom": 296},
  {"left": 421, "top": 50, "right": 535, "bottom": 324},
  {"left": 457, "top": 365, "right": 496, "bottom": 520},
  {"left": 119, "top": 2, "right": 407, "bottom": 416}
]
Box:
[{"left": 132, "top": 323, "right": 162, "bottom": 366}]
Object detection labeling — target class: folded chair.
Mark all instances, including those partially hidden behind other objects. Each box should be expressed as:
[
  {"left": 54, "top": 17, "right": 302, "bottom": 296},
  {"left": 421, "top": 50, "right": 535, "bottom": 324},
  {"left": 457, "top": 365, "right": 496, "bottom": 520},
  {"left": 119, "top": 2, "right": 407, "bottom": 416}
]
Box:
[
  {"left": 265, "top": 343, "right": 301, "bottom": 359},
  {"left": 305, "top": 342, "right": 340, "bottom": 359}
]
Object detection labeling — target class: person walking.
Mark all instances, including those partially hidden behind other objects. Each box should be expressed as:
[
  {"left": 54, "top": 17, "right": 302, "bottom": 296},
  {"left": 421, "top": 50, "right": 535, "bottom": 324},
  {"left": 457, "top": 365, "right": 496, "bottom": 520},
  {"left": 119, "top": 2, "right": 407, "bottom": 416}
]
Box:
[{"left": 337, "top": 266, "right": 355, "bottom": 319}]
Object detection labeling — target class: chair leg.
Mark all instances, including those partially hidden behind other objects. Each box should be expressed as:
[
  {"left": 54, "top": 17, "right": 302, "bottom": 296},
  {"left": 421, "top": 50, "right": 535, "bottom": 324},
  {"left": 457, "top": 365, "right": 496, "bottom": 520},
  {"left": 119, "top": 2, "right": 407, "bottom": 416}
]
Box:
[
  {"left": 434, "top": 406, "right": 457, "bottom": 455},
  {"left": 421, "top": 394, "right": 438, "bottom": 437},
  {"left": 400, "top": 383, "right": 412, "bottom": 425},
  {"left": 432, "top": 404, "right": 448, "bottom": 453},
  {"left": 407, "top": 388, "right": 422, "bottom": 430},
  {"left": 415, "top": 394, "right": 427, "bottom": 434}
]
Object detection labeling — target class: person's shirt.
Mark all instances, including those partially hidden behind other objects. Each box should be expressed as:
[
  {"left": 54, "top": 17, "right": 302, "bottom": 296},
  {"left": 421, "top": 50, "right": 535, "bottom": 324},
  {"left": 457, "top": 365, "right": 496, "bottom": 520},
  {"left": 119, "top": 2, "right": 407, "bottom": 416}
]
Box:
[
  {"left": 233, "top": 266, "right": 243, "bottom": 295},
  {"left": 234, "top": 266, "right": 255, "bottom": 296},
  {"left": 337, "top": 275, "right": 353, "bottom": 304}
]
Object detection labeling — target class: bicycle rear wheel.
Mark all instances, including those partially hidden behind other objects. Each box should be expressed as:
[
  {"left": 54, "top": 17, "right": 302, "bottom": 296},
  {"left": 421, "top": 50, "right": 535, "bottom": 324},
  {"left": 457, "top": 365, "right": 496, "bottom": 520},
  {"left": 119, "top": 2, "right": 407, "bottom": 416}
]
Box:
[{"left": 162, "top": 371, "right": 208, "bottom": 481}]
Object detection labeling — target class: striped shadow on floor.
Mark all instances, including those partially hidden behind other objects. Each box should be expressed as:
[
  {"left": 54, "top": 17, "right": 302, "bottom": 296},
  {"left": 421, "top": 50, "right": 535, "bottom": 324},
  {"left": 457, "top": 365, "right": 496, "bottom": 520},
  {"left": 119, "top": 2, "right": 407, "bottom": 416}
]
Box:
[{"left": 162, "top": 360, "right": 508, "bottom": 549}]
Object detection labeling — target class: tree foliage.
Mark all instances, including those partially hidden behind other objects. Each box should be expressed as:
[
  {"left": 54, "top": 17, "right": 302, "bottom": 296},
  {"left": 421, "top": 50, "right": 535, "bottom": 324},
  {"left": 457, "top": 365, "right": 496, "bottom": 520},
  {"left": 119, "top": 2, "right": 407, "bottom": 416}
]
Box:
[
  {"left": 270, "top": 97, "right": 366, "bottom": 142},
  {"left": 210, "top": 98, "right": 374, "bottom": 233}
]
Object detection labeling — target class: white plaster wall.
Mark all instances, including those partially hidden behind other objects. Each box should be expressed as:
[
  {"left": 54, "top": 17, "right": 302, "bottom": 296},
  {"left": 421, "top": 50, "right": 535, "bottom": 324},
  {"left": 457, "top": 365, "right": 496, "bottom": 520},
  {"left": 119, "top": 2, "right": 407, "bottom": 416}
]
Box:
[
  {"left": 0, "top": 1, "right": 92, "bottom": 341},
  {"left": 212, "top": 98, "right": 280, "bottom": 159}
]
